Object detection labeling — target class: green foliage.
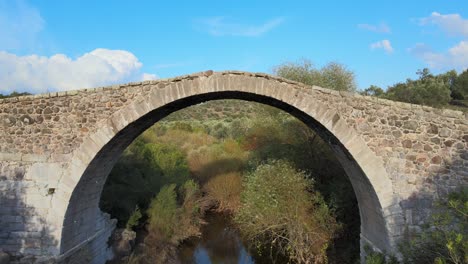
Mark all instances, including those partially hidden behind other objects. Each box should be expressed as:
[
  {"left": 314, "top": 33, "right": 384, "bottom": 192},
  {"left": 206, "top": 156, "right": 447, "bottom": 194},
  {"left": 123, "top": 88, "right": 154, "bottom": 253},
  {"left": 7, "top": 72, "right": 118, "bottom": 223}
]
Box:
[
  {"left": 320, "top": 62, "right": 357, "bottom": 92},
  {"left": 147, "top": 184, "right": 179, "bottom": 241},
  {"left": 126, "top": 206, "right": 143, "bottom": 231},
  {"left": 385, "top": 68, "right": 451, "bottom": 107},
  {"left": 171, "top": 121, "right": 193, "bottom": 132},
  {"left": 146, "top": 180, "right": 203, "bottom": 244},
  {"left": 137, "top": 142, "right": 190, "bottom": 184},
  {"left": 235, "top": 160, "right": 340, "bottom": 263},
  {"left": 364, "top": 245, "right": 399, "bottom": 264},
  {"left": 211, "top": 122, "right": 228, "bottom": 139},
  {"left": 103, "top": 99, "right": 360, "bottom": 262},
  {"left": 399, "top": 189, "right": 468, "bottom": 264},
  {"left": 0, "top": 91, "right": 32, "bottom": 99},
  {"left": 240, "top": 114, "right": 360, "bottom": 261},
  {"left": 361, "top": 85, "right": 385, "bottom": 97},
  {"left": 452, "top": 70, "right": 468, "bottom": 100},
  {"left": 100, "top": 140, "right": 189, "bottom": 226},
  {"left": 273, "top": 58, "right": 357, "bottom": 92}
]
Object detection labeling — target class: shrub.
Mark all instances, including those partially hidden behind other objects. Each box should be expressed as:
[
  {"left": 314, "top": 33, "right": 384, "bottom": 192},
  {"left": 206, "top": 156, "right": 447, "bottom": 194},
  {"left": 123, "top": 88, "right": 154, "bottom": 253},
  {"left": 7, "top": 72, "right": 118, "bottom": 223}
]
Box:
[
  {"left": 362, "top": 245, "right": 399, "bottom": 264},
  {"left": 204, "top": 172, "right": 243, "bottom": 213},
  {"left": 146, "top": 184, "right": 179, "bottom": 242},
  {"left": 146, "top": 180, "right": 204, "bottom": 245},
  {"left": 235, "top": 160, "right": 340, "bottom": 263},
  {"left": 136, "top": 142, "right": 190, "bottom": 186},
  {"left": 212, "top": 122, "right": 228, "bottom": 139},
  {"left": 171, "top": 122, "right": 193, "bottom": 132},
  {"left": 399, "top": 189, "right": 468, "bottom": 264},
  {"left": 126, "top": 206, "right": 143, "bottom": 231}
]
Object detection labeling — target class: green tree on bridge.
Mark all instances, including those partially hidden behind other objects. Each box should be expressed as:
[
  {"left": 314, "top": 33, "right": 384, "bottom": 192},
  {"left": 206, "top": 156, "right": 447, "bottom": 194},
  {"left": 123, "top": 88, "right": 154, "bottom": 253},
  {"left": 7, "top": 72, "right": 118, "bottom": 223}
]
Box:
[{"left": 273, "top": 59, "right": 357, "bottom": 92}]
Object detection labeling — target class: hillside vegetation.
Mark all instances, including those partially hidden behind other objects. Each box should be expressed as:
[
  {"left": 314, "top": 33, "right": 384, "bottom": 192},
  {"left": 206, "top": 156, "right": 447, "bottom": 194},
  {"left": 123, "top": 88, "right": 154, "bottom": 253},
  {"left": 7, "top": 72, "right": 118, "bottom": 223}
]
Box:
[{"left": 101, "top": 99, "right": 359, "bottom": 263}]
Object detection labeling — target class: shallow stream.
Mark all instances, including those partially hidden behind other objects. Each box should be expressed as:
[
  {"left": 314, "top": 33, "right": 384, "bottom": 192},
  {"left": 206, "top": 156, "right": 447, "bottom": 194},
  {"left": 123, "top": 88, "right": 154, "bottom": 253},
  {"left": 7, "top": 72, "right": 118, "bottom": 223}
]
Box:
[{"left": 177, "top": 213, "right": 256, "bottom": 264}]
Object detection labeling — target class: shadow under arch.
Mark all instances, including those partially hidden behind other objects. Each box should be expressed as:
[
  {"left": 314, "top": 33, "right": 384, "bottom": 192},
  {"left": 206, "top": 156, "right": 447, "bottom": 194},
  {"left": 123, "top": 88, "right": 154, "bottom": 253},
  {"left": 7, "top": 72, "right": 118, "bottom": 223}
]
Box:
[{"left": 56, "top": 75, "right": 400, "bottom": 262}]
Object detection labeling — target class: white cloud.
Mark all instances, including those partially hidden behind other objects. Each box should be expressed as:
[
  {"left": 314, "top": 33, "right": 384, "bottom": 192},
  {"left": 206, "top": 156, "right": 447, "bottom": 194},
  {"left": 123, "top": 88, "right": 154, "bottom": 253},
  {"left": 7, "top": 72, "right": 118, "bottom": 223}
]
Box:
[
  {"left": 370, "top": 39, "right": 394, "bottom": 54},
  {"left": 358, "top": 23, "right": 391, "bottom": 33},
  {"left": 0, "top": 49, "right": 158, "bottom": 94},
  {"left": 419, "top": 12, "right": 468, "bottom": 37},
  {"left": 195, "top": 17, "right": 284, "bottom": 37},
  {"left": 409, "top": 41, "right": 468, "bottom": 71},
  {"left": 0, "top": 0, "right": 45, "bottom": 51},
  {"left": 142, "top": 73, "right": 158, "bottom": 80}
]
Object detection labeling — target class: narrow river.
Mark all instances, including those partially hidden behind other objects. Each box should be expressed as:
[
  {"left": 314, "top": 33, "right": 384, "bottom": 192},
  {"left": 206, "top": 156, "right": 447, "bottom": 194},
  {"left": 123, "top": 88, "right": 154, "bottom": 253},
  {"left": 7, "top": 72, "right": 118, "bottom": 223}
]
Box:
[{"left": 177, "top": 213, "right": 256, "bottom": 264}]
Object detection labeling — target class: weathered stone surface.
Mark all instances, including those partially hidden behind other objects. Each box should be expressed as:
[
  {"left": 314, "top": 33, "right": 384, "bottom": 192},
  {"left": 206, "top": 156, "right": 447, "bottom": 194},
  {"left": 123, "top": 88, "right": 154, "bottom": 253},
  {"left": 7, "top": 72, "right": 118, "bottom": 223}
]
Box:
[
  {"left": 109, "top": 228, "right": 136, "bottom": 261},
  {"left": 439, "top": 127, "right": 452, "bottom": 137},
  {"left": 0, "top": 250, "right": 10, "bottom": 264},
  {"left": 0, "top": 71, "right": 466, "bottom": 263}
]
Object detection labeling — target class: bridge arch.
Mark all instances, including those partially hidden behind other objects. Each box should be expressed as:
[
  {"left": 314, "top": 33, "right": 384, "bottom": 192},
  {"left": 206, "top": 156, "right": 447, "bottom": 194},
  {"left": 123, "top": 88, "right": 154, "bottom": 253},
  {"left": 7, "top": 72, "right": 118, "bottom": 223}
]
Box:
[{"left": 54, "top": 72, "right": 401, "bottom": 262}]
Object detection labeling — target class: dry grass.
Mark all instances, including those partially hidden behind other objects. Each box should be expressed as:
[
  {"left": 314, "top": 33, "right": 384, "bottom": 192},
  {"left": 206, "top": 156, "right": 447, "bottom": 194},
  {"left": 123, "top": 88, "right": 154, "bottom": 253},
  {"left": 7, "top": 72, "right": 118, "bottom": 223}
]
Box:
[
  {"left": 204, "top": 172, "right": 243, "bottom": 213},
  {"left": 154, "top": 129, "right": 217, "bottom": 154}
]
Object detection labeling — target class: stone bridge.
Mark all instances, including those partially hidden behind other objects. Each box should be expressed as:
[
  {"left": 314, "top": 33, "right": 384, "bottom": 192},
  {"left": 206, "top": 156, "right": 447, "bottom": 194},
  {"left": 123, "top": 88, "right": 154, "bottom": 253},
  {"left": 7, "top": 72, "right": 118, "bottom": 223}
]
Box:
[{"left": 0, "top": 71, "right": 467, "bottom": 263}]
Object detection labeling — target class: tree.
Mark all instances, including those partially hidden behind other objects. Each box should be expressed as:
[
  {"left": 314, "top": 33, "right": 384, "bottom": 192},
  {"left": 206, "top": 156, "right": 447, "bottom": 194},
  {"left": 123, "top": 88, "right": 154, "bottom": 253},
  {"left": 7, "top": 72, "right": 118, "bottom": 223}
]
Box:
[
  {"left": 385, "top": 69, "right": 451, "bottom": 107},
  {"left": 235, "top": 160, "right": 340, "bottom": 264},
  {"left": 452, "top": 70, "right": 468, "bottom": 100},
  {"left": 416, "top": 68, "right": 433, "bottom": 80},
  {"left": 273, "top": 59, "right": 357, "bottom": 92},
  {"left": 320, "top": 62, "right": 357, "bottom": 92},
  {"left": 361, "top": 85, "right": 385, "bottom": 97},
  {"left": 0, "top": 91, "right": 32, "bottom": 99}
]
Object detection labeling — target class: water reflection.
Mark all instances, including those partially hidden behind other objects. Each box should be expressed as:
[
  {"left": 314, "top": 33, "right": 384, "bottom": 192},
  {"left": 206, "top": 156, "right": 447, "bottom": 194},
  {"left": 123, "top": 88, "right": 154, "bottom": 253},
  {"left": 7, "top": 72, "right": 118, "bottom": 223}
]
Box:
[{"left": 178, "top": 213, "right": 255, "bottom": 264}]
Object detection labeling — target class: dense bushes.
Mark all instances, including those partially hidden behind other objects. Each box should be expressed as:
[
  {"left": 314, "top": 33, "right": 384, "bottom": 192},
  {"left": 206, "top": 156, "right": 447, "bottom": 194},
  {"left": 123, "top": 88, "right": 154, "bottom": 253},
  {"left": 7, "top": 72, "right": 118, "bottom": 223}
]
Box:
[
  {"left": 204, "top": 172, "right": 242, "bottom": 213},
  {"left": 384, "top": 70, "right": 451, "bottom": 107},
  {"left": 360, "top": 68, "right": 468, "bottom": 109},
  {"left": 235, "top": 160, "right": 340, "bottom": 263},
  {"left": 452, "top": 70, "right": 468, "bottom": 100},
  {"left": 100, "top": 140, "right": 190, "bottom": 226},
  {"left": 399, "top": 189, "right": 467, "bottom": 264},
  {"left": 146, "top": 180, "right": 203, "bottom": 244},
  {"left": 0, "top": 91, "right": 32, "bottom": 98},
  {"left": 127, "top": 180, "right": 205, "bottom": 263},
  {"left": 360, "top": 188, "right": 467, "bottom": 264},
  {"left": 272, "top": 58, "right": 466, "bottom": 110}
]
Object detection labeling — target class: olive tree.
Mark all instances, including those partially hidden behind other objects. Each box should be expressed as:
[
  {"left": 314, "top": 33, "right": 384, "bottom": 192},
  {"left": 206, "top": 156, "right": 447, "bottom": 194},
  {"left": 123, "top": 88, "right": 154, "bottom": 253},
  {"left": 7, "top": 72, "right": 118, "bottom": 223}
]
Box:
[
  {"left": 385, "top": 68, "right": 451, "bottom": 107},
  {"left": 452, "top": 70, "right": 468, "bottom": 100},
  {"left": 273, "top": 59, "right": 357, "bottom": 92}
]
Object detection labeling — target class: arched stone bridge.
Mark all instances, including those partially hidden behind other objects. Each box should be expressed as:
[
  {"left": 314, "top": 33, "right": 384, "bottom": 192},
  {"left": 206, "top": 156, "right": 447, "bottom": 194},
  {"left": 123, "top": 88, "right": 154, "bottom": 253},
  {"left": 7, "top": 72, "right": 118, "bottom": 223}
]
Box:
[{"left": 0, "top": 71, "right": 467, "bottom": 263}]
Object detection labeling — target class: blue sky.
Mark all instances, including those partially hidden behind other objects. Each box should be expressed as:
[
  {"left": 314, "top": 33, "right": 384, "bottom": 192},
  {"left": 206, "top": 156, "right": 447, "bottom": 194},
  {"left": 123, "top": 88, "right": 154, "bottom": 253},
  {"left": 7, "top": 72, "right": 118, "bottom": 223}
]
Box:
[{"left": 1, "top": 0, "right": 467, "bottom": 94}]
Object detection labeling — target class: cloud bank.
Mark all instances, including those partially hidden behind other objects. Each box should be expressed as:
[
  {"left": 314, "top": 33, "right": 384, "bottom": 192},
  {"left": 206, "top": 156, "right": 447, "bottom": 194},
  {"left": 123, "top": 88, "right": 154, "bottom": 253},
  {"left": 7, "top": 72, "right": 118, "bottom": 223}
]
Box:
[
  {"left": 409, "top": 41, "right": 468, "bottom": 71},
  {"left": 411, "top": 12, "right": 468, "bottom": 70},
  {"left": 0, "top": 49, "right": 157, "bottom": 94},
  {"left": 419, "top": 12, "right": 468, "bottom": 37}
]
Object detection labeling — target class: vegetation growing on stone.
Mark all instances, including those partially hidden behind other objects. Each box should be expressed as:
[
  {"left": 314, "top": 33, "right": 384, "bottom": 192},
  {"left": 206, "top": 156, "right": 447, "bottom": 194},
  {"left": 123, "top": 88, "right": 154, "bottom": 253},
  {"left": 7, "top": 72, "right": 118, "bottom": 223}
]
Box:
[{"left": 399, "top": 188, "right": 467, "bottom": 264}]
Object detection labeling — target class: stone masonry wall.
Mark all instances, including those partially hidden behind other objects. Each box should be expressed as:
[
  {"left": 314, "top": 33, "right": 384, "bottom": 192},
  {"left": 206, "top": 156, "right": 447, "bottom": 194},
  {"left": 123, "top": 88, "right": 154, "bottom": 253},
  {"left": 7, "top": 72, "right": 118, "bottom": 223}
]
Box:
[{"left": 0, "top": 71, "right": 467, "bottom": 263}]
